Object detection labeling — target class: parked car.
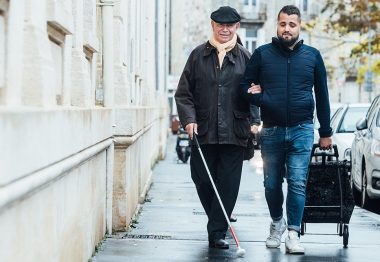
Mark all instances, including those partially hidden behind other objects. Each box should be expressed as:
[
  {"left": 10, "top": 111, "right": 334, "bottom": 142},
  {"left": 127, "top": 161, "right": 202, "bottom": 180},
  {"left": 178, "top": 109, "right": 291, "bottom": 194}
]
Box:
[
  {"left": 351, "top": 95, "right": 380, "bottom": 208},
  {"left": 328, "top": 103, "right": 370, "bottom": 160}
]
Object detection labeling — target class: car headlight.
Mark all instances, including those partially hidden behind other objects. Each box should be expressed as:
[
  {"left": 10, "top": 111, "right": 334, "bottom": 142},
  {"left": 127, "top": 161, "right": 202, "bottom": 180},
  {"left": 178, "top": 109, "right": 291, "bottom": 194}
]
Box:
[
  {"left": 344, "top": 148, "right": 351, "bottom": 162},
  {"left": 371, "top": 139, "right": 380, "bottom": 157}
]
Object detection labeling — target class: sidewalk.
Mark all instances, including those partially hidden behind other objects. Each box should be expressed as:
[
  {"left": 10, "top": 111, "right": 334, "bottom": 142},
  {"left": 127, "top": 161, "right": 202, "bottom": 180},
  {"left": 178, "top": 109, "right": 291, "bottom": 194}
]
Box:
[{"left": 92, "top": 135, "right": 380, "bottom": 262}]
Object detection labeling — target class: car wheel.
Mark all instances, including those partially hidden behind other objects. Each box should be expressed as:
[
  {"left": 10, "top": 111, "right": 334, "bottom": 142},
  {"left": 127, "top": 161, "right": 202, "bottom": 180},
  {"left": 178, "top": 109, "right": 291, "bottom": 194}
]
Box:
[{"left": 361, "top": 163, "right": 370, "bottom": 208}]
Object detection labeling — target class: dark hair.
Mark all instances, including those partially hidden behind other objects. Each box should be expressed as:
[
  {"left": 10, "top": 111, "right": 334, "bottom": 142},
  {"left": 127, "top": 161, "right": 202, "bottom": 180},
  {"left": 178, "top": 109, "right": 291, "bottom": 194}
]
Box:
[{"left": 277, "top": 5, "right": 301, "bottom": 21}]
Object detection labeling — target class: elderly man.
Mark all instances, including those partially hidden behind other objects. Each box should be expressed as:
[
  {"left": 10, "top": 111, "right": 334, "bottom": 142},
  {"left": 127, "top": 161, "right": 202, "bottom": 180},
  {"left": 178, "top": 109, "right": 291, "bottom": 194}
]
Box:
[
  {"left": 175, "top": 6, "right": 260, "bottom": 249},
  {"left": 241, "top": 5, "right": 332, "bottom": 254}
]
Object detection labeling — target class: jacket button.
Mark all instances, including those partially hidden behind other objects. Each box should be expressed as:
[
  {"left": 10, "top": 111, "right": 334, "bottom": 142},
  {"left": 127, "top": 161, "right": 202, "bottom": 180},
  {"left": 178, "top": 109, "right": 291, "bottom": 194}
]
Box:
[{"left": 218, "top": 84, "right": 221, "bottom": 87}]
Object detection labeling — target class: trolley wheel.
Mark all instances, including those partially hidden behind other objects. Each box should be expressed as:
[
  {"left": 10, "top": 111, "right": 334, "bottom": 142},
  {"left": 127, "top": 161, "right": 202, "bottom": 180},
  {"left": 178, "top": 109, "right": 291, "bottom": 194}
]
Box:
[
  {"left": 300, "top": 222, "right": 305, "bottom": 235},
  {"left": 343, "top": 225, "right": 349, "bottom": 248}
]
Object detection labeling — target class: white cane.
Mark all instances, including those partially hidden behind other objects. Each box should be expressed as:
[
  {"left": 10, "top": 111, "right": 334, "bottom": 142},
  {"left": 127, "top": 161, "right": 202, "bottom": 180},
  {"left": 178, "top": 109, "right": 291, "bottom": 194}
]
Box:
[{"left": 193, "top": 133, "right": 245, "bottom": 257}]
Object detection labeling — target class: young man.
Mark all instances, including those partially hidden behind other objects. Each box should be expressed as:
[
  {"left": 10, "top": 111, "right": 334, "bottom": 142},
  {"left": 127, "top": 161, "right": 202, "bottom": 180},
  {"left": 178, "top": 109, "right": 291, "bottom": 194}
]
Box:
[
  {"left": 240, "top": 5, "right": 332, "bottom": 254},
  {"left": 175, "top": 6, "right": 260, "bottom": 249}
]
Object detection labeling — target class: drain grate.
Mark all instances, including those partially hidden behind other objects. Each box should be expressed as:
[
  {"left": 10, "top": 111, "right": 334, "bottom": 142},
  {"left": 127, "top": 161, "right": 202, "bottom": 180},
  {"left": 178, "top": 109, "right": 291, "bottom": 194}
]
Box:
[{"left": 122, "top": 234, "right": 172, "bottom": 240}]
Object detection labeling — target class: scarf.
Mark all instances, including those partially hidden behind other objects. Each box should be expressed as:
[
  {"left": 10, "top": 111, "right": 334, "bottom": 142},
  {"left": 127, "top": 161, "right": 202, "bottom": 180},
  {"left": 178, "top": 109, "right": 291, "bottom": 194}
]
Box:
[{"left": 209, "top": 34, "right": 237, "bottom": 69}]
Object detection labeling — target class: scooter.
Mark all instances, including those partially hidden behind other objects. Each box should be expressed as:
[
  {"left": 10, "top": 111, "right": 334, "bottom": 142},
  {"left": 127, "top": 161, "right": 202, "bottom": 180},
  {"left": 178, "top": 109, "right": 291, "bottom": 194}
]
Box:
[{"left": 176, "top": 127, "right": 191, "bottom": 163}]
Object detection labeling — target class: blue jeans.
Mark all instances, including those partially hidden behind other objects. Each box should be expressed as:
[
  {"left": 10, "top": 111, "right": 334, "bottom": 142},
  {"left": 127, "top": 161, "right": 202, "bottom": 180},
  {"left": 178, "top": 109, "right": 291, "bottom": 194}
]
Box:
[{"left": 260, "top": 123, "right": 314, "bottom": 232}]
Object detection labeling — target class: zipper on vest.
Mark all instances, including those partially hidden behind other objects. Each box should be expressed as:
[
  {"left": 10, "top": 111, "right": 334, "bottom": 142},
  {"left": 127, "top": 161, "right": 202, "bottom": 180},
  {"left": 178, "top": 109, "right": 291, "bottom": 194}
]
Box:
[{"left": 286, "top": 57, "right": 290, "bottom": 126}]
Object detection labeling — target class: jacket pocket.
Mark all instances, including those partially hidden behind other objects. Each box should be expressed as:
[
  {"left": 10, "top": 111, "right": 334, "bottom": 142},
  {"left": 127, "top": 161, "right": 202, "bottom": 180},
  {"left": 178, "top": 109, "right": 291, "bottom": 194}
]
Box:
[
  {"left": 196, "top": 110, "right": 209, "bottom": 136},
  {"left": 233, "top": 110, "right": 250, "bottom": 139}
]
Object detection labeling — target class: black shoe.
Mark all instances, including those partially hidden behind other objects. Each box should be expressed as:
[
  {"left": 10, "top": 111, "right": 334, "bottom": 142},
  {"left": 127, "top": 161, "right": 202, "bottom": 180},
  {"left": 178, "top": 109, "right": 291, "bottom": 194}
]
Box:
[
  {"left": 229, "top": 214, "right": 237, "bottom": 222},
  {"left": 209, "top": 239, "right": 229, "bottom": 249}
]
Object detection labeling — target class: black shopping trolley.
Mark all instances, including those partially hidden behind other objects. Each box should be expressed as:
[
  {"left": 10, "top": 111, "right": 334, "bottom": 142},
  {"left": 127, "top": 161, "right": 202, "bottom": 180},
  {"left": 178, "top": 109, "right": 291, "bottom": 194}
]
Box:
[{"left": 301, "top": 144, "right": 355, "bottom": 248}]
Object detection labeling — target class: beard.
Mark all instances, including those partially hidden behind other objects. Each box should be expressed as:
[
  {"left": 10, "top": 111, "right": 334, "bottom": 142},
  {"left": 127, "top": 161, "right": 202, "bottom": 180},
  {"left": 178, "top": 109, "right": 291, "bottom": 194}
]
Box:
[{"left": 277, "top": 33, "right": 299, "bottom": 47}]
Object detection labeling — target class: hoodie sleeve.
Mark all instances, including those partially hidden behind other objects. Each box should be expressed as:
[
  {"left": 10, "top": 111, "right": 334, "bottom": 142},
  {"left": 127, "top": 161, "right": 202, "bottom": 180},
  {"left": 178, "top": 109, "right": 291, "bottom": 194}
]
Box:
[{"left": 314, "top": 51, "right": 332, "bottom": 138}]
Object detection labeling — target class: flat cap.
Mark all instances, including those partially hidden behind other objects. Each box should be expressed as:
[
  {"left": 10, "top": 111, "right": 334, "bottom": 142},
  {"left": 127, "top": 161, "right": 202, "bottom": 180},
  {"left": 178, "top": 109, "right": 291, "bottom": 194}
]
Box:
[{"left": 211, "top": 6, "right": 241, "bottom": 24}]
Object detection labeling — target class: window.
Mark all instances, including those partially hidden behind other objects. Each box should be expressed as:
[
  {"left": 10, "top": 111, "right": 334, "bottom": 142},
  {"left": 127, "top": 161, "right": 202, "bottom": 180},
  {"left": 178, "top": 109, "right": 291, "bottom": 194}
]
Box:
[
  {"left": 246, "top": 28, "right": 257, "bottom": 38},
  {"left": 47, "top": 22, "right": 66, "bottom": 105},
  {"left": 376, "top": 107, "right": 380, "bottom": 127},
  {"left": 83, "top": 44, "right": 97, "bottom": 105},
  {"left": 338, "top": 107, "right": 369, "bottom": 133},
  {"left": 243, "top": 0, "right": 256, "bottom": 6},
  {"left": 50, "top": 41, "right": 63, "bottom": 105},
  {"left": 244, "top": 28, "right": 258, "bottom": 54},
  {"left": 83, "top": 45, "right": 94, "bottom": 80},
  {"left": 367, "top": 97, "right": 380, "bottom": 128},
  {"left": 330, "top": 107, "right": 343, "bottom": 131},
  {"left": 303, "top": 0, "right": 308, "bottom": 12},
  {"left": 243, "top": 0, "right": 258, "bottom": 13}
]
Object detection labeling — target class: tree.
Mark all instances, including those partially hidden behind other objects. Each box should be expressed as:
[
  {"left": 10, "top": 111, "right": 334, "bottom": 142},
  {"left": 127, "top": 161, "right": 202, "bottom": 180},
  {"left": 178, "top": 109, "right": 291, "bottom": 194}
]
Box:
[{"left": 321, "top": 0, "right": 379, "bottom": 56}]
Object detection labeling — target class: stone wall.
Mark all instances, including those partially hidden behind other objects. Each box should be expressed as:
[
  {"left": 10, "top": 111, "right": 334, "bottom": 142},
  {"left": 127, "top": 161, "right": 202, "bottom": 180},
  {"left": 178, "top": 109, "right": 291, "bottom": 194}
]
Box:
[{"left": 0, "top": 0, "right": 169, "bottom": 261}]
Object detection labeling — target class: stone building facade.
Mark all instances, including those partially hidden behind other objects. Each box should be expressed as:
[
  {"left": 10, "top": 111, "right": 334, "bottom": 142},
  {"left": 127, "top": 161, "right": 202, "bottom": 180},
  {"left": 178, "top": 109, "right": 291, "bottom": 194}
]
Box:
[{"left": 0, "top": 0, "right": 169, "bottom": 261}]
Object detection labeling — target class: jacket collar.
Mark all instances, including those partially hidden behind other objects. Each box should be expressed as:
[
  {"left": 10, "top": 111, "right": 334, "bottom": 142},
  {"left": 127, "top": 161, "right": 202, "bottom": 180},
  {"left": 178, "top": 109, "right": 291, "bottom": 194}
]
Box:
[{"left": 272, "top": 37, "right": 303, "bottom": 53}]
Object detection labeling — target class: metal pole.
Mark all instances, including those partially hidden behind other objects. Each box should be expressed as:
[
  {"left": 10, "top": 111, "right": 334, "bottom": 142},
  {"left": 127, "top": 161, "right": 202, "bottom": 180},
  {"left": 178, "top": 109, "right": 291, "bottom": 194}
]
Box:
[{"left": 367, "top": 0, "right": 372, "bottom": 102}]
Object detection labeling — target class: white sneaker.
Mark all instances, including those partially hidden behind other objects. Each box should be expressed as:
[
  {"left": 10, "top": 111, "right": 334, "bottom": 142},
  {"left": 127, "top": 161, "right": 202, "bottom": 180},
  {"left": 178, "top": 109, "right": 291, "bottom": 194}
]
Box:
[
  {"left": 285, "top": 230, "right": 305, "bottom": 254},
  {"left": 266, "top": 218, "right": 287, "bottom": 248}
]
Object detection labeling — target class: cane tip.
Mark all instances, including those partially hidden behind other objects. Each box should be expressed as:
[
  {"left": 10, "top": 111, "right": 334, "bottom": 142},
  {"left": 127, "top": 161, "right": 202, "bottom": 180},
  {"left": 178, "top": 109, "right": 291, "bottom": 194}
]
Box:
[{"left": 236, "top": 247, "right": 246, "bottom": 257}]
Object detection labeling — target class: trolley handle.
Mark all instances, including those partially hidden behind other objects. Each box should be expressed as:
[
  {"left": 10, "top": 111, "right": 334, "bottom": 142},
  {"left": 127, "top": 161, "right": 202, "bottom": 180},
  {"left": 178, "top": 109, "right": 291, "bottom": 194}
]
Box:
[{"left": 310, "top": 144, "right": 339, "bottom": 164}]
